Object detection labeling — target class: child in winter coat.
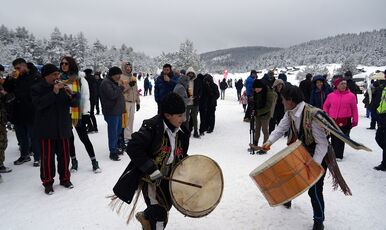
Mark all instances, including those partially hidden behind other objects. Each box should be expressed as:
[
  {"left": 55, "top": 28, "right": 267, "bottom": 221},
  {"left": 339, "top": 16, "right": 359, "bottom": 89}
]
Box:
[
  {"left": 240, "top": 91, "right": 248, "bottom": 112},
  {"left": 112, "top": 93, "right": 190, "bottom": 230}
]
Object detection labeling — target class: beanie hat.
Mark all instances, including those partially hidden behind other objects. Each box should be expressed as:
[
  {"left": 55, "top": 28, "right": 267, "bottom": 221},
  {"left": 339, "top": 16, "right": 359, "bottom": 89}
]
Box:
[
  {"left": 161, "top": 93, "right": 186, "bottom": 114},
  {"left": 108, "top": 66, "right": 122, "bottom": 77},
  {"left": 252, "top": 79, "right": 266, "bottom": 89},
  {"left": 333, "top": 77, "right": 344, "bottom": 87},
  {"left": 41, "top": 64, "right": 59, "bottom": 78}
]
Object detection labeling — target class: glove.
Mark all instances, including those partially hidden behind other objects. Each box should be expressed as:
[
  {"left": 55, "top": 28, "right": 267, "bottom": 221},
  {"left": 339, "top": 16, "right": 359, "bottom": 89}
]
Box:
[
  {"left": 136, "top": 104, "right": 140, "bottom": 111},
  {"left": 262, "top": 141, "right": 271, "bottom": 151},
  {"left": 149, "top": 169, "right": 163, "bottom": 181}
]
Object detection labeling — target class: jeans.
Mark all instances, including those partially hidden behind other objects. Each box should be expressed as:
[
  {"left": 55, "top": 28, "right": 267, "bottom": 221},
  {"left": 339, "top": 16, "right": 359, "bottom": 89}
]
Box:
[
  {"left": 14, "top": 123, "right": 40, "bottom": 161},
  {"left": 104, "top": 115, "right": 122, "bottom": 154}
]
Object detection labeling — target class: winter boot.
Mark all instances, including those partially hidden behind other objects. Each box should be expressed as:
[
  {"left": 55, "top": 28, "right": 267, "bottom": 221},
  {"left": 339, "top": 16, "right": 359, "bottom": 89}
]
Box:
[
  {"left": 71, "top": 158, "right": 78, "bottom": 172},
  {"left": 92, "top": 160, "right": 101, "bottom": 173},
  {"left": 44, "top": 184, "right": 54, "bottom": 195},
  {"left": 283, "top": 201, "right": 292, "bottom": 209},
  {"left": 312, "top": 221, "right": 324, "bottom": 230},
  {"left": 374, "top": 164, "right": 386, "bottom": 171},
  {"left": 60, "top": 180, "right": 74, "bottom": 189},
  {"left": 33, "top": 160, "right": 40, "bottom": 167},
  {"left": 14, "top": 156, "right": 31, "bottom": 165},
  {"left": 193, "top": 130, "right": 200, "bottom": 138},
  {"left": 0, "top": 165, "right": 12, "bottom": 173},
  {"left": 109, "top": 153, "right": 120, "bottom": 161},
  {"left": 135, "top": 212, "right": 151, "bottom": 230}
]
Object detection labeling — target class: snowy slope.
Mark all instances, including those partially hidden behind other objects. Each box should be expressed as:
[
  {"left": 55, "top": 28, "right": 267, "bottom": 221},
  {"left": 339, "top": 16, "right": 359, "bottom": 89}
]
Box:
[{"left": 1, "top": 72, "right": 386, "bottom": 230}]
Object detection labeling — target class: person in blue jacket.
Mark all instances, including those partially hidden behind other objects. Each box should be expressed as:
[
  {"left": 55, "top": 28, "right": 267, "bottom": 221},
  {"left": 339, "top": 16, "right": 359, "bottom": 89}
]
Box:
[
  {"left": 154, "top": 64, "right": 178, "bottom": 114},
  {"left": 243, "top": 70, "right": 257, "bottom": 122}
]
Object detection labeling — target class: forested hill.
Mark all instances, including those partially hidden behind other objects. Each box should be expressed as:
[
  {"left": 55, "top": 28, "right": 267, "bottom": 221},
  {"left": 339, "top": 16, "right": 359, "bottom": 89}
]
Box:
[
  {"left": 201, "top": 29, "right": 386, "bottom": 73},
  {"left": 200, "top": 46, "right": 281, "bottom": 73}
]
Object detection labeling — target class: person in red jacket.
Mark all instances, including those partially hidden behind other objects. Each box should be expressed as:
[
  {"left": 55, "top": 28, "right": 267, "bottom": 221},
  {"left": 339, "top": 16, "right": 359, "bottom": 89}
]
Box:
[{"left": 323, "top": 77, "right": 358, "bottom": 160}]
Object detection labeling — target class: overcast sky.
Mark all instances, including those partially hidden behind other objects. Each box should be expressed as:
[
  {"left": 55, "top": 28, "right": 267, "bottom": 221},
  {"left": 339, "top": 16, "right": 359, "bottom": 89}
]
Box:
[{"left": 1, "top": 0, "right": 385, "bottom": 56}]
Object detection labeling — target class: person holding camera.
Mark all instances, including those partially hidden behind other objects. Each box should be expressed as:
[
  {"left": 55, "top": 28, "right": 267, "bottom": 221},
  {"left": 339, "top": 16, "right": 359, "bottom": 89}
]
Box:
[{"left": 31, "top": 64, "right": 77, "bottom": 194}]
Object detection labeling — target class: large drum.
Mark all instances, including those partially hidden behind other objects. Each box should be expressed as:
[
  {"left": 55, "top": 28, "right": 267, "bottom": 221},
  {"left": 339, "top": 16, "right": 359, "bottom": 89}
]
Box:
[
  {"left": 169, "top": 155, "right": 223, "bottom": 218},
  {"left": 249, "top": 140, "right": 325, "bottom": 207}
]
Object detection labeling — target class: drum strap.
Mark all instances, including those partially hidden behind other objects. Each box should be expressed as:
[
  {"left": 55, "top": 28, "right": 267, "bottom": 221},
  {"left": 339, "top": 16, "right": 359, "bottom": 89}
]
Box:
[{"left": 288, "top": 106, "right": 316, "bottom": 155}]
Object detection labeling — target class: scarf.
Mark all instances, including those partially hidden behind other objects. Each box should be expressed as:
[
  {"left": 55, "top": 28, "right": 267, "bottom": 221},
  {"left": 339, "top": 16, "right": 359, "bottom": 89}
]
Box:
[{"left": 64, "top": 77, "right": 81, "bottom": 126}]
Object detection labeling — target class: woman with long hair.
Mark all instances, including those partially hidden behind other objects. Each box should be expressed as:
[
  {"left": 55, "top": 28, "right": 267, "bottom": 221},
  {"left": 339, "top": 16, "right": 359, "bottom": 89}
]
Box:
[{"left": 60, "top": 56, "right": 101, "bottom": 173}]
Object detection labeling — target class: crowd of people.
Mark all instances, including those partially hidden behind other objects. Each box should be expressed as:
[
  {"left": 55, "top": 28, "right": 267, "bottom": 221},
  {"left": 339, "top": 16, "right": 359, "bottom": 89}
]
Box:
[
  {"left": 1, "top": 57, "right": 386, "bottom": 230},
  {"left": 242, "top": 68, "right": 386, "bottom": 230}
]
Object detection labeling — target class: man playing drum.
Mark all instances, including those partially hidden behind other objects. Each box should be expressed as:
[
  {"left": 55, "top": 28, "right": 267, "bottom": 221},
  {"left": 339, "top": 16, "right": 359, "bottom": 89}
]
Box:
[
  {"left": 122, "top": 92, "right": 189, "bottom": 230},
  {"left": 262, "top": 85, "right": 329, "bottom": 230}
]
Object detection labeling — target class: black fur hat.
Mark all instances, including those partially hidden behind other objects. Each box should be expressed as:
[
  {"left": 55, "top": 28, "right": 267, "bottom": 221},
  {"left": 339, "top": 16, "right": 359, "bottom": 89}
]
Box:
[{"left": 161, "top": 93, "right": 186, "bottom": 114}]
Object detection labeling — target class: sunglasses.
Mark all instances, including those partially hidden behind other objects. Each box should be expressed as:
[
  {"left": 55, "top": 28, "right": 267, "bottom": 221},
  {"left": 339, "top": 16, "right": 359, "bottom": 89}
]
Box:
[{"left": 60, "top": 62, "right": 69, "bottom": 66}]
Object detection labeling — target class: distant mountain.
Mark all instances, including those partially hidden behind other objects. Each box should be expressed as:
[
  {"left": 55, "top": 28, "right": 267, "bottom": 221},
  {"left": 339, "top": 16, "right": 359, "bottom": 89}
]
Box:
[
  {"left": 200, "top": 46, "right": 281, "bottom": 73},
  {"left": 202, "top": 29, "right": 386, "bottom": 73}
]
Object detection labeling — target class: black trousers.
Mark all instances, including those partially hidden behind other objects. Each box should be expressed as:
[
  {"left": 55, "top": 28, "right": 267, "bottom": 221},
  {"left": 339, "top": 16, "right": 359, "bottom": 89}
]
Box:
[
  {"left": 142, "top": 179, "right": 172, "bottom": 229},
  {"left": 308, "top": 161, "right": 327, "bottom": 223},
  {"left": 40, "top": 138, "right": 71, "bottom": 186},
  {"left": 244, "top": 97, "right": 254, "bottom": 119},
  {"left": 199, "top": 107, "right": 208, "bottom": 133},
  {"left": 69, "top": 116, "right": 96, "bottom": 160},
  {"left": 207, "top": 107, "right": 216, "bottom": 132},
  {"left": 269, "top": 114, "right": 284, "bottom": 134},
  {"left": 88, "top": 102, "right": 98, "bottom": 130},
  {"left": 237, "top": 90, "right": 241, "bottom": 101},
  {"left": 375, "top": 126, "right": 386, "bottom": 166},
  {"left": 331, "top": 124, "right": 351, "bottom": 159}
]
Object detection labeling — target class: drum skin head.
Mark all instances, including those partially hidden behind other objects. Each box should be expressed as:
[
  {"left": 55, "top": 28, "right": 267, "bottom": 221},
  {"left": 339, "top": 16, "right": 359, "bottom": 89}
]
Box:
[
  {"left": 249, "top": 140, "right": 325, "bottom": 207},
  {"left": 170, "top": 155, "right": 224, "bottom": 218}
]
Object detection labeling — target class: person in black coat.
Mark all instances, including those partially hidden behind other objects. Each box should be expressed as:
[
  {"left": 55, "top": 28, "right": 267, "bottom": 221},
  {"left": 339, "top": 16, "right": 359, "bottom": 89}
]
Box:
[
  {"left": 235, "top": 78, "right": 244, "bottom": 101},
  {"left": 113, "top": 93, "right": 189, "bottom": 229},
  {"left": 3, "top": 58, "right": 42, "bottom": 166},
  {"left": 310, "top": 75, "right": 333, "bottom": 109},
  {"left": 144, "top": 74, "right": 150, "bottom": 96},
  {"left": 299, "top": 73, "right": 313, "bottom": 103},
  {"left": 94, "top": 72, "right": 103, "bottom": 114},
  {"left": 368, "top": 81, "right": 383, "bottom": 129},
  {"left": 84, "top": 69, "right": 98, "bottom": 132},
  {"left": 219, "top": 78, "right": 228, "bottom": 100},
  {"left": 344, "top": 71, "right": 359, "bottom": 103},
  {"left": 202, "top": 74, "right": 220, "bottom": 133},
  {"left": 31, "top": 64, "right": 76, "bottom": 194}
]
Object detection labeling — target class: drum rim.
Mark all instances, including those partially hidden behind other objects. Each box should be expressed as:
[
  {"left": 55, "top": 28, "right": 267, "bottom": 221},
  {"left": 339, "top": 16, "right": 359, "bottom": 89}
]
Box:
[
  {"left": 249, "top": 141, "right": 325, "bottom": 207},
  {"left": 169, "top": 154, "right": 224, "bottom": 218},
  {"left": 249, "top": 140, "right": 303, "bottom": 176}
]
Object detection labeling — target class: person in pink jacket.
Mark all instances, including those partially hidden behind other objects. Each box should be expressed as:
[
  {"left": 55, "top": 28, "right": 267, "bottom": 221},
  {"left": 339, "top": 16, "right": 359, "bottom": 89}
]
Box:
[{"left": 323, "top": 77, "right": 358, "bottom": 160}]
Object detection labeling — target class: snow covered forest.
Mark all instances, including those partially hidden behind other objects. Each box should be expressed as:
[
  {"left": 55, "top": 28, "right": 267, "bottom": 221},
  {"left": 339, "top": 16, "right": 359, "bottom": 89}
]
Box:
[
  {"left": 202, "top": 29, "right": 386, "bottom": 73},
  {"left": 1, "top": 25, "right": 386, "bottom": 74},
  {"left": 0, "top": 25, "right": 204, "bottom": 73}
]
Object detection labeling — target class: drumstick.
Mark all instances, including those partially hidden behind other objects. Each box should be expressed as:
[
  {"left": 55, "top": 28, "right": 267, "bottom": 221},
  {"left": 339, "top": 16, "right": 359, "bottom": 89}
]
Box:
[{"left": 164, "top": 177, "right": 202, "bottom": 188}]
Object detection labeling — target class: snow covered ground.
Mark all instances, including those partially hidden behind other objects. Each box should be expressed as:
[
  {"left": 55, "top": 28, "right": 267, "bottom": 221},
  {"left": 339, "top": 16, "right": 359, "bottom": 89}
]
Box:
[{"left": 1, "top": 70, "right": 386, "bottom": 230}]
